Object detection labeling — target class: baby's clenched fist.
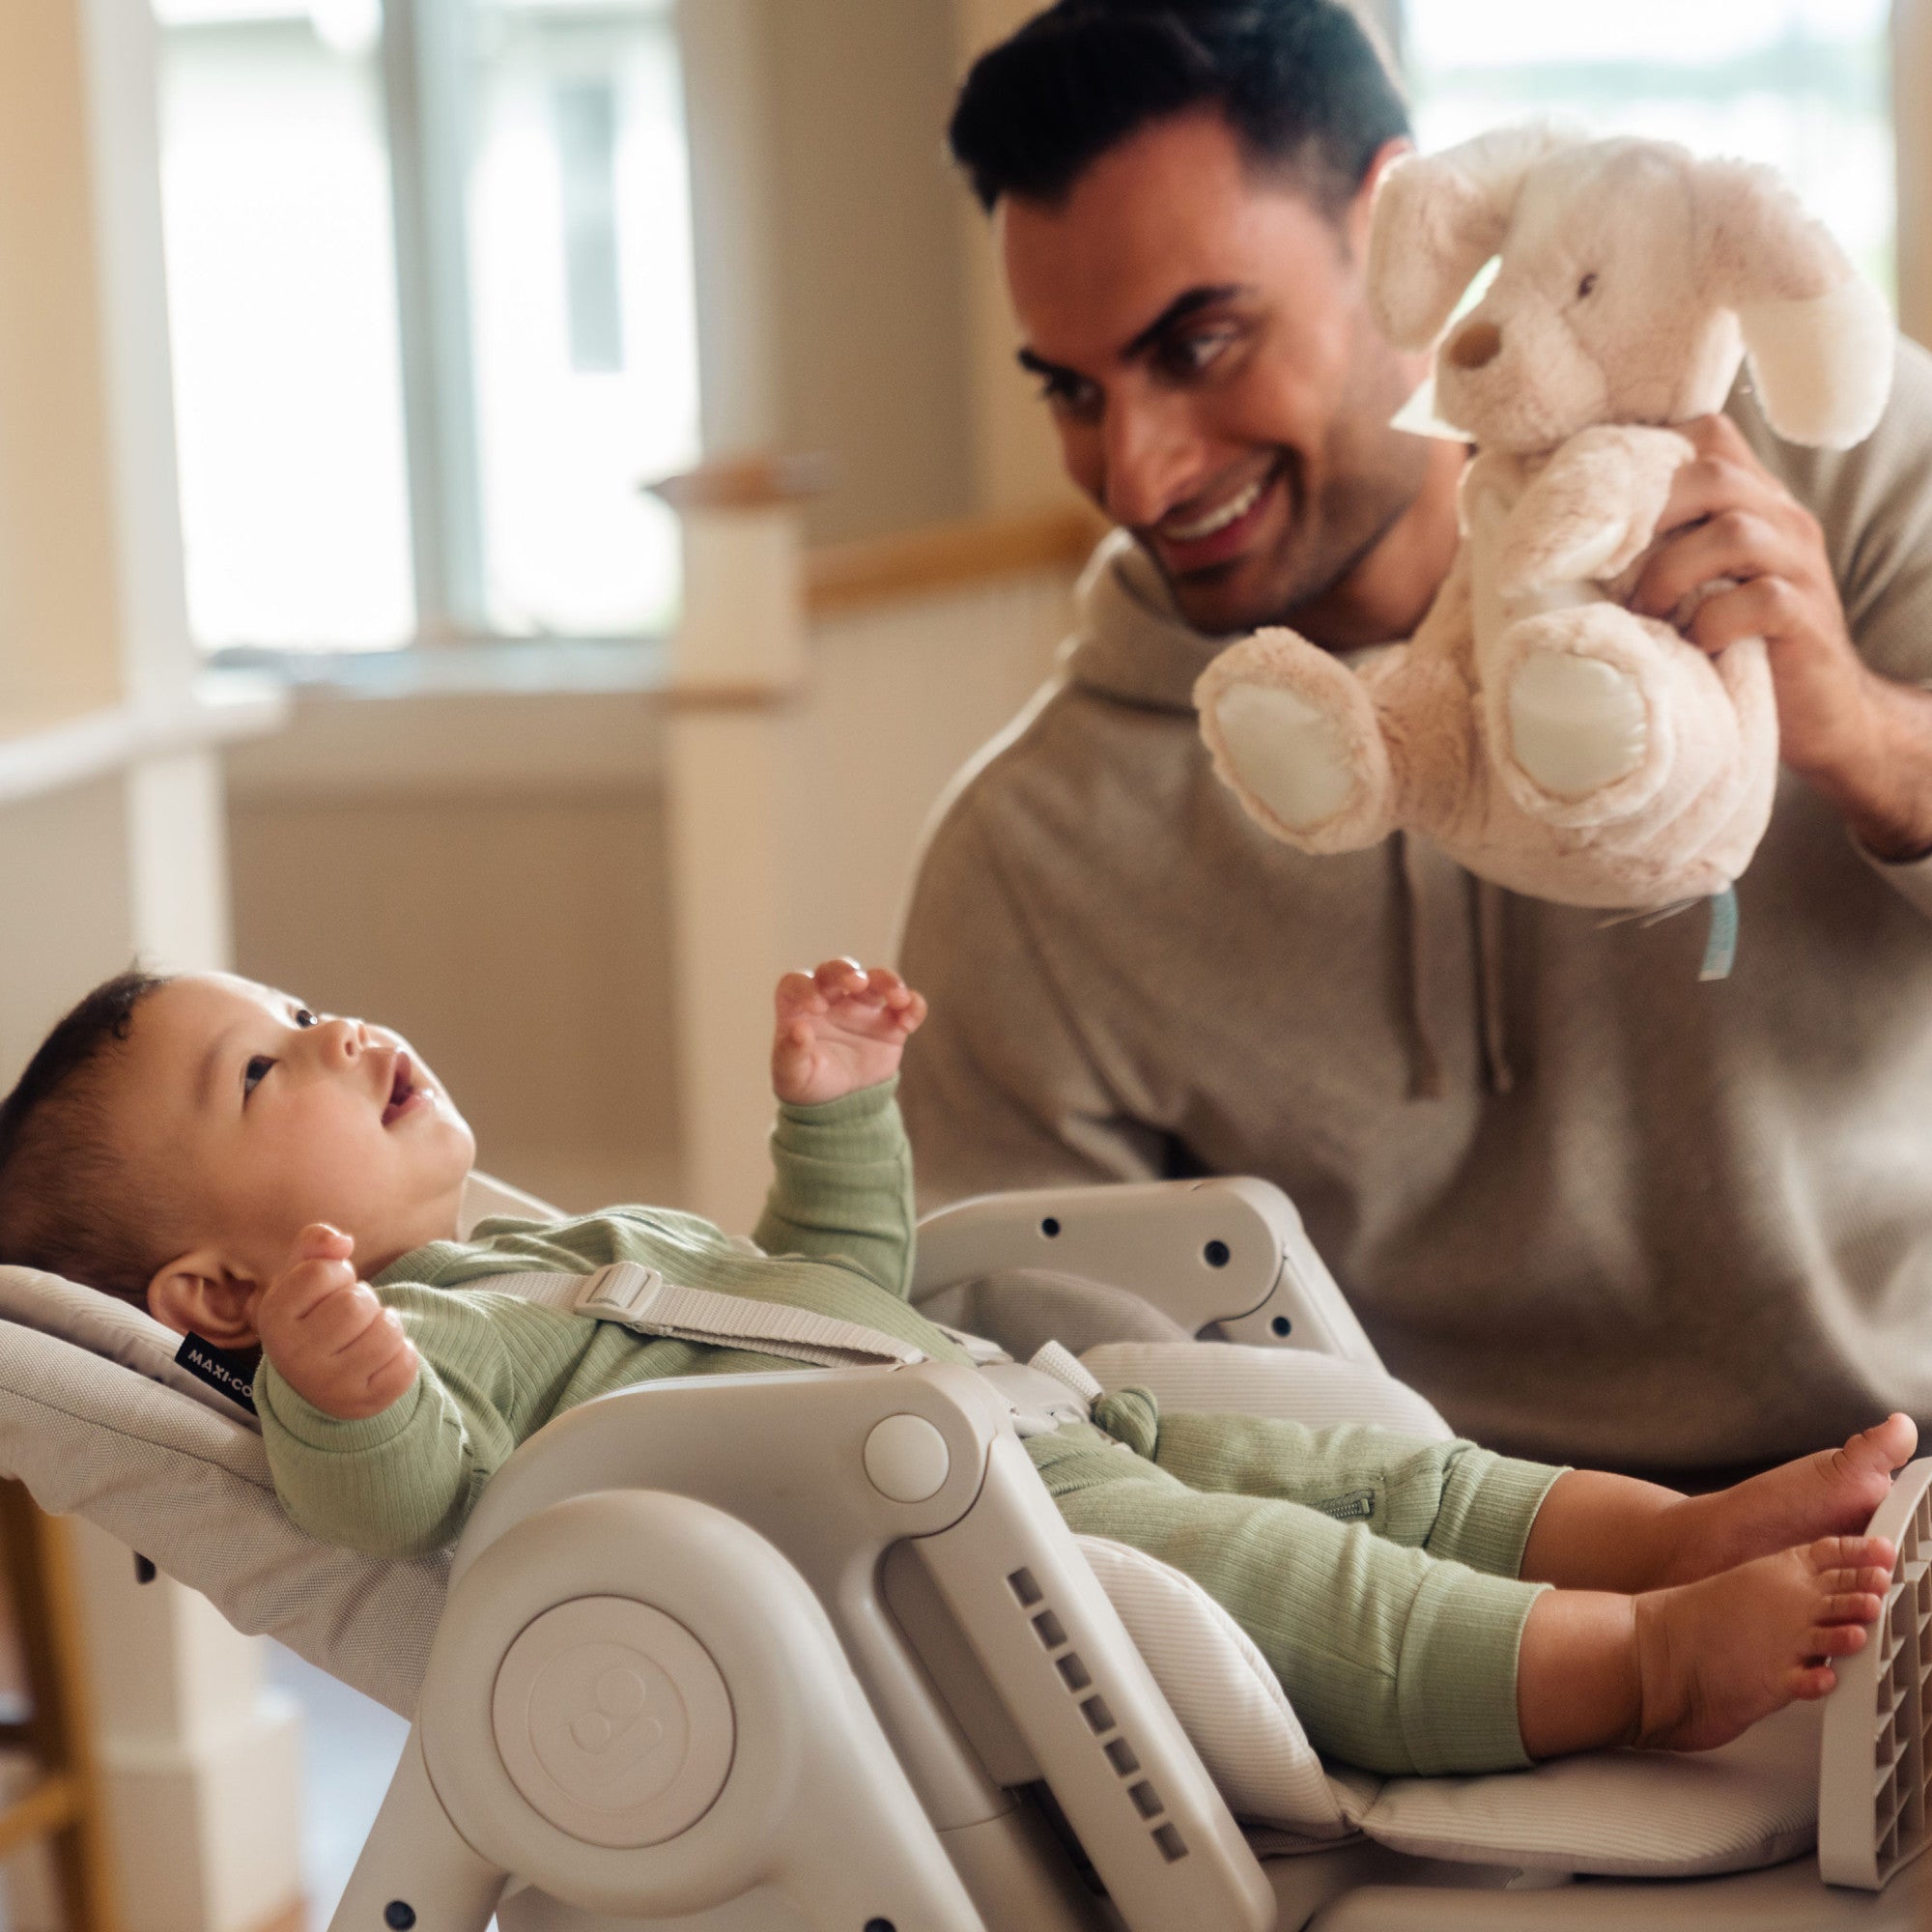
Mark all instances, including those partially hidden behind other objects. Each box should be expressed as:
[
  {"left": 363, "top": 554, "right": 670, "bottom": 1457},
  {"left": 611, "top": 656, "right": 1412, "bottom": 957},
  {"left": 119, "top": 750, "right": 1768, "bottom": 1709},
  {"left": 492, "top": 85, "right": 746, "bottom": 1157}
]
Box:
[{"left": 258, "top": 1224, "right": 419, "bottom": 1421}]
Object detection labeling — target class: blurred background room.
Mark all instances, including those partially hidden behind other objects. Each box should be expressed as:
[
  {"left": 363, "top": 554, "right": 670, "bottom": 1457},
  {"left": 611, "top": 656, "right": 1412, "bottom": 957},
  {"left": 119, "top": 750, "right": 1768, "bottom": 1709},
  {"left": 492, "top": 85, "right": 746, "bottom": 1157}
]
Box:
[{"left": 0, "top": 0, "right": 1918, "bottom": 1924}]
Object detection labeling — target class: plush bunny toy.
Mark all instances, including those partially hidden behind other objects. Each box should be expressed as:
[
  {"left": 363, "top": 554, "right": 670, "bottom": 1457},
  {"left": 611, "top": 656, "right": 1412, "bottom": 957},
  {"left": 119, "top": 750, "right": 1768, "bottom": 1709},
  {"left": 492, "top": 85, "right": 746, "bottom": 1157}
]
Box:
[{"left": 1194, "top": 127, "right": 1893, "bottom": 919}]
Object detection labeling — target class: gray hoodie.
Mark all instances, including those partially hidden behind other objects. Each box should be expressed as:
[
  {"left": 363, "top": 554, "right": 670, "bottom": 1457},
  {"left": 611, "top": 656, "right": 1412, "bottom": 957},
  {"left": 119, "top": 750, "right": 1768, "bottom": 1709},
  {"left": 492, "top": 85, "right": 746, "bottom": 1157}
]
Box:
[{"left": 897, "top": 345, "right": 1932, "bottom": 1476}]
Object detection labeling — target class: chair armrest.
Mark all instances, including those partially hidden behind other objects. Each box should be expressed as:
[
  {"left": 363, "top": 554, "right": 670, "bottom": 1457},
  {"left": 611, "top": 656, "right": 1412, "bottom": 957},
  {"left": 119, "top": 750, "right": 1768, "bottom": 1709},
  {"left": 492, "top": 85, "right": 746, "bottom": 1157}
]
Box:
[{"left": 916, "top": 1177, "right": 1382, "bottom": 1365}]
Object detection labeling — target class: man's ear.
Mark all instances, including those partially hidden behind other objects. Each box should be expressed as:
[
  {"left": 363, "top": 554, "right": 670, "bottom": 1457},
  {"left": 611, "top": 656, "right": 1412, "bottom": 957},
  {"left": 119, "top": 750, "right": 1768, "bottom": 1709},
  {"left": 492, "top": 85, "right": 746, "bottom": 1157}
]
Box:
[
  {"left": 1345, "top": 136, "right": 1413, "bottom": 260},
  {"left": 147, "top": 1251, "right": 260, "bottom": 1345}
]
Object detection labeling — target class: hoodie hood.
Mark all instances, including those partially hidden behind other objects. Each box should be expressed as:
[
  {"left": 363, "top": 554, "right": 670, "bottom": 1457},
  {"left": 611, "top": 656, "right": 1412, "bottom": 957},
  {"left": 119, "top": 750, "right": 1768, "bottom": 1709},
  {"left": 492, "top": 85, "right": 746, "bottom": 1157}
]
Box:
[{"left": 1064, "top": 530, "right": 1229, "bottom": 713}]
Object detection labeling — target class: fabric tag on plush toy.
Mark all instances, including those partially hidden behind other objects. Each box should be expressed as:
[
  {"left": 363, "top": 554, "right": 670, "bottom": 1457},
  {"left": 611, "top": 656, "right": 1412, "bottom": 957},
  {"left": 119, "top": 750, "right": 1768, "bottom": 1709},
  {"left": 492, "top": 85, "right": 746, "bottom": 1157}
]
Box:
[
  {"left": 174, "top": 1334, "right": 258, "bottom": 1414},
  {"left": 1389, "top": 375, "right": 1471, "bottom": 443},
  {"left": 1699, "top": 887, "right": 1740, "bottom": 981}
]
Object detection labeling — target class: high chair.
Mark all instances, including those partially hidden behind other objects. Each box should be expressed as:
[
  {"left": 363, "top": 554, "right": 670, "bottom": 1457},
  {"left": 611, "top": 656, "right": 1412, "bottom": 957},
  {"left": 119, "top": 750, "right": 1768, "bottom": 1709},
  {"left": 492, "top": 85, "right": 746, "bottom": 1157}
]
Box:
[{"left": 0, "top": 1174, "right": 1923, "bottom": 1932}]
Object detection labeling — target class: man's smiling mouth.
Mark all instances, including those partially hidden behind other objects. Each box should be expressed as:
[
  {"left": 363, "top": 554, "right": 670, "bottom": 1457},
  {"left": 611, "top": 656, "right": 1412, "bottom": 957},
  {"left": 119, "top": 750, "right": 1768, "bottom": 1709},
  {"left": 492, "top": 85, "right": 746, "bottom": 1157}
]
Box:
[
  {"left": 1162, "top": 471, "right": 1269, "bottom": 542},
  {"left": 1147, "top": 460, "right": 1285, "bottom": 578}
]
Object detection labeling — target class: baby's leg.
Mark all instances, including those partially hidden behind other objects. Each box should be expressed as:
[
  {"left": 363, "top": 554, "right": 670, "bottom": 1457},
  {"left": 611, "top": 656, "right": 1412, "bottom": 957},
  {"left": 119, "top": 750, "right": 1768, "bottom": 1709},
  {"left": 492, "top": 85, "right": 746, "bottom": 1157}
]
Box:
[
  {"left": 1521, "top": 1413, "right": 1918, "bottom": 1593},
  {"left": 1036, "top": 1424, "right": 1546, "bottom": 1776},
  {"left": 1519, "top": 1536, "right": 1896, "bottom": 1758},
  {"left": 1147, "top": 1407, "right": 1564, "bottom": 1578}
]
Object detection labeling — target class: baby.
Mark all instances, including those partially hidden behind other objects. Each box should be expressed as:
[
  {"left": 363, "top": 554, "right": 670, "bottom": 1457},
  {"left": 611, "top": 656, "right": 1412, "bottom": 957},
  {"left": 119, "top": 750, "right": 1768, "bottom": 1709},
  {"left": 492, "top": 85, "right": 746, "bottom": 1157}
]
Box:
[{"left": 0, "top": 961, "right": 1915, "bottom": 1779}]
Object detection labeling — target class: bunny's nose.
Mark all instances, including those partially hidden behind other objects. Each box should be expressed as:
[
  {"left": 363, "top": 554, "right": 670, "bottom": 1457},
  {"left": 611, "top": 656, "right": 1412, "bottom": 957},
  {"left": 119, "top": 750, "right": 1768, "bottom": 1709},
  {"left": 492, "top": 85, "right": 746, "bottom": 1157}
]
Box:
[{"left": 1448, "top": 320, "right": 1502, "bottom": 371}]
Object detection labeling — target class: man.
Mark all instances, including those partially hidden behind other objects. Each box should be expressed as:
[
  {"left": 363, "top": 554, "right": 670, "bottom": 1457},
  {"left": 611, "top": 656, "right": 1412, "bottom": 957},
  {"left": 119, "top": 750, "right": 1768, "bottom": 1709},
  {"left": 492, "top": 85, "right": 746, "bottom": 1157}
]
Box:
[{"left": 897, "top": 0, "right": 1932, "bottom": 1477}]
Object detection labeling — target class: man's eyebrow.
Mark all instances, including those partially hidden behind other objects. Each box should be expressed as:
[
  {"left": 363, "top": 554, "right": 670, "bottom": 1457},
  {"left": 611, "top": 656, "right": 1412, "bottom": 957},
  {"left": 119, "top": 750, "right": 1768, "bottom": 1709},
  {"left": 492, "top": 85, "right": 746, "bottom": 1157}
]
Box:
[
  {"left": 1122, "top": 284, "right": 1251, "bottom": 360},
  {"left": 1015, "top": 284, "right": 1255, "bottom": 385}
]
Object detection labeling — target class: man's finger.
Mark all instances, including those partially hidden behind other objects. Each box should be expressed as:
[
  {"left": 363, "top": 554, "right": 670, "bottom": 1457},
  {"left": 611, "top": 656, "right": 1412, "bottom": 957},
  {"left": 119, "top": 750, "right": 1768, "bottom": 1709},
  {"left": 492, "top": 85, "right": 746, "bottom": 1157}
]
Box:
[
  {"left": 1682, "top": 578, "right": 1803, "bottom": 656},
  {"left": 1632, "top": 509, "right": 1786, "bottom": 618}
]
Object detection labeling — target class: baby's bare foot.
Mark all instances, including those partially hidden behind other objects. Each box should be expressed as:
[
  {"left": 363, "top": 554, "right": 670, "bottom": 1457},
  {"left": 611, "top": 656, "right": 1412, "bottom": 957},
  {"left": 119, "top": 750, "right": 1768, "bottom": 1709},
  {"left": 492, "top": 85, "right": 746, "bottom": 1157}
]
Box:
[
  {"left": 1633, "top": 1535, "right": 1896, "bottom": 1753},
  {"left": 1652, "top": 1415, "right": 1916, "bottom": 1588}
]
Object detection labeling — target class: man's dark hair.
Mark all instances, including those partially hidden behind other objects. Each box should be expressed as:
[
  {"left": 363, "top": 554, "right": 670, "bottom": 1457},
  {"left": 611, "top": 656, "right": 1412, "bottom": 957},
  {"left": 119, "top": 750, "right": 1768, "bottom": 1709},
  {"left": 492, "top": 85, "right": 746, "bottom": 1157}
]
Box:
[
  {"left": 0, "top": 970, "right": 174, "bottom": 1302},
  {"left": 949, "top": 0, "right": 1410, "bottom": 216}
]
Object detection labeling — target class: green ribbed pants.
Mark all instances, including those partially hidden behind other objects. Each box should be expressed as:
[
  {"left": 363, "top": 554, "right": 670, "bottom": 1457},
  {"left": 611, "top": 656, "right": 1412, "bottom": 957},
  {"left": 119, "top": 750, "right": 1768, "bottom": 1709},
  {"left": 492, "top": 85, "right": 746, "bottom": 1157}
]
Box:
[{"left": 1028, "top": 1389, "right": 1564, "bottom": 1776}]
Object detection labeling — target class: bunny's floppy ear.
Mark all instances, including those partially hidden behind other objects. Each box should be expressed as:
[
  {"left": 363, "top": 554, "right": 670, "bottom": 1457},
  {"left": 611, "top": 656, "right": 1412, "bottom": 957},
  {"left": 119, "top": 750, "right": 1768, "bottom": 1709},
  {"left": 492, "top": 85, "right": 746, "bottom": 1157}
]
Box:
[
  {"left": 1691, "top": 157, "right": 1892, "bottom": 449},
  {"left": 1367, "top": 124, "right": 1577, "bottom": 352}
]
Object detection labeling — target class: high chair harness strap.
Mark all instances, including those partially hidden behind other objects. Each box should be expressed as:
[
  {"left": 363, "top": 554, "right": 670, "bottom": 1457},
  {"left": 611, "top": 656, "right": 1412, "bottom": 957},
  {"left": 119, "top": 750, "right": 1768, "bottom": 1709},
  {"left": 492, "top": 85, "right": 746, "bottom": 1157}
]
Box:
[
  {"left": 477, "top": 1263, "right": 1100, "bottom": 1434},
  {"left": 479, "top": 1261, "right": 932, "bottom": 1371}
]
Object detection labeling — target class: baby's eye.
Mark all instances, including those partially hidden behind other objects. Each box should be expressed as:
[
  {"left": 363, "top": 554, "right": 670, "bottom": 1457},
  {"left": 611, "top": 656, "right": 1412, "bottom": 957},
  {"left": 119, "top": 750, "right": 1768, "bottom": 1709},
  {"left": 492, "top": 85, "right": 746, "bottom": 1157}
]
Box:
[
  {"left": 243, "top": 1056, "right": 274, "bottom": 1098},
  {"left": 293, "top": 1007, "right": 319, "bottom": 1029}
]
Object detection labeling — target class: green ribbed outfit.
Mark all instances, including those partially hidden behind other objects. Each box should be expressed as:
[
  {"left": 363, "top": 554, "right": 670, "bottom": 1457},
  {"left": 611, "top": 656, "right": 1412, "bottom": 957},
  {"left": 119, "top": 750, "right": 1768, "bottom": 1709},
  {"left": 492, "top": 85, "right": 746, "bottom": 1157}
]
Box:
[{"left": 257, "top": 1081, "right": 1562, "bottom": 1775}]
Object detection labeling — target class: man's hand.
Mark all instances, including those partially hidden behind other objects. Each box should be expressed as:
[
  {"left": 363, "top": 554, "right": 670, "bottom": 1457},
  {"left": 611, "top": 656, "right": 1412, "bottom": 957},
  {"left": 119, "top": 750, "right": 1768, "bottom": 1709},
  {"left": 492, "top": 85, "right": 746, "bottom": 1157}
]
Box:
[
  {"left": 1631, "top": 413, "right": 1932, "bottom": 861},
  {"left": 258, "top": 1224, "right": 419, "bottom": 1421},
  {"left": 773, "top": 959, "right": 927, "bottom": 1106}
]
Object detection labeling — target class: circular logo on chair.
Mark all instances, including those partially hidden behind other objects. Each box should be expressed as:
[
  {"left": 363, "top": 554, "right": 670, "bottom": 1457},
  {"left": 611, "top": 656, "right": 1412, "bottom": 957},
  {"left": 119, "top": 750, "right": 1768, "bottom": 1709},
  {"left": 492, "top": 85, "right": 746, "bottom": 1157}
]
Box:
[{"left": 492, "top": 1598, "right": 733, "bottom": 1848}]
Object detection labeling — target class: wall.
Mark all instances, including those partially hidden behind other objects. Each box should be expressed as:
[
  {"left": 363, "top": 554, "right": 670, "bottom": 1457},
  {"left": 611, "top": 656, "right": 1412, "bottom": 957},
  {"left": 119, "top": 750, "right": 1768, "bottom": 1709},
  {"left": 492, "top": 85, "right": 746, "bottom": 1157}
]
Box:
[
  {"left": 679, "top": 0, "right": 977, "bottom": 545},
  {"left": 225, "top": 692, "right": 679, "bottom": 1214}
]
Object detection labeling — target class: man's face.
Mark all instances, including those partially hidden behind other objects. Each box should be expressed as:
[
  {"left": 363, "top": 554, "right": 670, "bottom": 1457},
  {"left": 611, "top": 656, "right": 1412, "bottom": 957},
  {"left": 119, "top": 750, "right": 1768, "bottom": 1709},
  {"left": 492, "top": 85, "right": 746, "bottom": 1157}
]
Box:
[
  {"left": 124, "top": 974, "right": 475, "bottom": 1292},
  {"left": 1002, "top": 110, "right": 1429, "bottom": 638}
]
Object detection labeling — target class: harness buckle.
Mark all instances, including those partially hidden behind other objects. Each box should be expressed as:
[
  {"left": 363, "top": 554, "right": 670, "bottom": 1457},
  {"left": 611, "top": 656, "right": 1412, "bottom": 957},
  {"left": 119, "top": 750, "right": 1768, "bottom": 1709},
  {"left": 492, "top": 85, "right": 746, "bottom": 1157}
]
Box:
[{"left": 574, "top": 1263, "right": 665, "bottom": 1321}]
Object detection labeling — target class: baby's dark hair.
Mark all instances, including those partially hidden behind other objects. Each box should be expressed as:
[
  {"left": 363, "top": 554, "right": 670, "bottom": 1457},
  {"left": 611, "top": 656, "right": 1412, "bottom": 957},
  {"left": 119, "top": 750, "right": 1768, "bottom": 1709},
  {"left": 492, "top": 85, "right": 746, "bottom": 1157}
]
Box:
[{"left": 0, "top": 970, "right": 176, "bottom": 1302}]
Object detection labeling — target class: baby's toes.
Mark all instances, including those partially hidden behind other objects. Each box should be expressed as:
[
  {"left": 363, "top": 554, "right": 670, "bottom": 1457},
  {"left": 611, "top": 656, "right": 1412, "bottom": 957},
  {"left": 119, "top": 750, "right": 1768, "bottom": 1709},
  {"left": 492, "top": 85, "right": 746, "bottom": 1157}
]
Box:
[
  {"left": 1806, "top": 1621, "right": 1871, "bottom": 1659},
  {"left": 1786, "top": 1662, "right": 1840, "bottom": 1701},
  {"left": 1805, "top": 1533, "right": 1896, "bottom": 1577}
]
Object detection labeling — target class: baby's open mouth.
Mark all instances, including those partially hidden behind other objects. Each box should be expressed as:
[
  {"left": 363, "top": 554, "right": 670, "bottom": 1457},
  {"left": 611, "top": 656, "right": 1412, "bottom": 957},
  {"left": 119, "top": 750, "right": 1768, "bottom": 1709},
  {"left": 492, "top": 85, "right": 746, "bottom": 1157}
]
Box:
[{"left": 383, "top": 1053, "right": 418, "bottom": 1126}]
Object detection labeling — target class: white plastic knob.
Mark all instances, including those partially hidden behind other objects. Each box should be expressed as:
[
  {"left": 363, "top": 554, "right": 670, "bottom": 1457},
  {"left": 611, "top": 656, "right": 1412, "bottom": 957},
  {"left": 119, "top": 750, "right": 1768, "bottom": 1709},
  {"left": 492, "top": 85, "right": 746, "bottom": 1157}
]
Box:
[
  {"left": 863, "top": 1414, "right": 951, "bottom": 1503},
  {"left": 490, "top": 1597, "right": 732, "bottom": 1849}
]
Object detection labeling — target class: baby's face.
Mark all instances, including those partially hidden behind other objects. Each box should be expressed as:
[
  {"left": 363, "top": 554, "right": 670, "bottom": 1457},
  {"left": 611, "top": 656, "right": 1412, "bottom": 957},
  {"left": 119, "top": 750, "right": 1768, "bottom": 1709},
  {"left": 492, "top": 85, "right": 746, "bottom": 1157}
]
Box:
[{"left": 123, "top": 974, "right": 475, "bottom": 1287}]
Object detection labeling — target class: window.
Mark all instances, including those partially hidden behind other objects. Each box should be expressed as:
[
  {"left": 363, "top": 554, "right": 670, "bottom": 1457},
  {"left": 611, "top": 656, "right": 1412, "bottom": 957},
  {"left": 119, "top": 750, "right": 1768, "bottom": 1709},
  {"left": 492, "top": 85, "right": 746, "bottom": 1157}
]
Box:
[
  {"left": 152, "top": 0, "right": 700, "bottom": 653},
  {"left": 1400, "top": 1, "right": 1894, "bottom": 298}
]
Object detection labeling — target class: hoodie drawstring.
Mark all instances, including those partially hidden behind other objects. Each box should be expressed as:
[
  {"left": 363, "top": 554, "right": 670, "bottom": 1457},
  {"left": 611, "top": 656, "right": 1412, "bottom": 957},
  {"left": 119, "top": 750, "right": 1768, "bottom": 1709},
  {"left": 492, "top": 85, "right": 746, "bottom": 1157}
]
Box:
[
  {"left": 1395, "top": 832, "right": 1445, "bottom": 1100},
  {"left": 1473, "top": 874, "right": 1516, "bottom": 1096},
  {"left": 1395, "top": 834, "right": 1515, "bottom": 1099}
]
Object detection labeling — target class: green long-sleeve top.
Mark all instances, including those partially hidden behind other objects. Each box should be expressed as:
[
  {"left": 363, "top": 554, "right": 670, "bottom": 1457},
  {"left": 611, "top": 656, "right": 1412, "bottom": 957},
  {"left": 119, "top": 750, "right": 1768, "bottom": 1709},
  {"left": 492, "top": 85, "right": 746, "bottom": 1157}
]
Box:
[{"left": 257, "top": 1079, "right": 971, "bottom": 1556}]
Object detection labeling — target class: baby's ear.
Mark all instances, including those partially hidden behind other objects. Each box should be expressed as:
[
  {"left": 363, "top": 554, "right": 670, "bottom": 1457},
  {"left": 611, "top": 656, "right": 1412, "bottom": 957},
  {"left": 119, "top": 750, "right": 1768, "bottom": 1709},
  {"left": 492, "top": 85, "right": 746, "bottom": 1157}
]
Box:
[
  {"left": 147, "top": 1252, "right": 259, "bottom": 1345},
  {"left": 1691, "top": 156, "right": 1893, "bottom": 448},
  {"left": 1367, "top": 123, "right": 1577, "bottom": 351}
]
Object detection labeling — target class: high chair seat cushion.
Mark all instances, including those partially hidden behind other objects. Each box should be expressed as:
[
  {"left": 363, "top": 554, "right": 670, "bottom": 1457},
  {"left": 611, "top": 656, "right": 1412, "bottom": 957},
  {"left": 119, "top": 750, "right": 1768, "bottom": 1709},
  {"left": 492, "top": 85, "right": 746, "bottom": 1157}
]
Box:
[
  {"left": 0, "top": 1264, "right": 260, "bottom": 1426},
  {"left": 1080, "top": 1515, "right": 1822, "bottom": 1878},
  {"left": 1364, "top": 1700, "right": 1823, "bottom": 1878},
  {"left": 1075, "top": 1534, "right": 1372, "bottom": 1835}
]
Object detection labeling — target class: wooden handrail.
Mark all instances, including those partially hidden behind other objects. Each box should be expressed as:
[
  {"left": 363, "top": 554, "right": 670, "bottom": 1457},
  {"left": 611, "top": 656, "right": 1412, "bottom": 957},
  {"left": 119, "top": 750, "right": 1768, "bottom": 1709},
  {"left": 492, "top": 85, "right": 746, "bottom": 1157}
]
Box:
[
  {"left": 806, "top": 506, "right": 1106, "bottom": 619},
  {"left": 645, "top": 451, "right": 835, "bottom": 513}
]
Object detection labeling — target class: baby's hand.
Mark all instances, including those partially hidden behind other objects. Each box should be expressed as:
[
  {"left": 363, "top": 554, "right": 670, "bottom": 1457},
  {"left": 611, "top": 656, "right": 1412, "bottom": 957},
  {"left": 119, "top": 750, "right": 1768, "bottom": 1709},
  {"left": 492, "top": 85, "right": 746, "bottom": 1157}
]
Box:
[
  {"left": 257, "top": 1224, "right": 419, "bottom": 1421},
  {"left": 772, "top": 959, "right": 927, "bottom": 1106}
]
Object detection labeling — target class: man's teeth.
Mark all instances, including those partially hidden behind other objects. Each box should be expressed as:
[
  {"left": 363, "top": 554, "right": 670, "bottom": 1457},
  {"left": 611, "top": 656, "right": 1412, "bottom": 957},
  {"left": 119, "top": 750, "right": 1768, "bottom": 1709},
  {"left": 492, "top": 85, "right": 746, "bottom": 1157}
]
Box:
[{"left": 1164, "top": 476, "right": 1265, "bottom": 543}]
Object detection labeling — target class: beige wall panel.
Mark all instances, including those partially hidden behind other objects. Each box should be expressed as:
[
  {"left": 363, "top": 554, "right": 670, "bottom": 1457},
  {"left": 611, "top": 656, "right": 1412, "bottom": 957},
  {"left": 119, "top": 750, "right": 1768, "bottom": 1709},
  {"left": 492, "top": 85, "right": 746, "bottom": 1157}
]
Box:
[
  {"left": 760, "top": 0, "right": 975, "bottom": 544},
  {"left": 0, "top": 1, "right": 123, "bottom": 719},
  {"left": 0, "top": 779, "right": 135, "bottom": 1084},
  {"left": 779, "top": 568, "right": 1074, "bottom": 974},
  {"left": 228, "top": 793, "right": 681, "bottom": 1214}
]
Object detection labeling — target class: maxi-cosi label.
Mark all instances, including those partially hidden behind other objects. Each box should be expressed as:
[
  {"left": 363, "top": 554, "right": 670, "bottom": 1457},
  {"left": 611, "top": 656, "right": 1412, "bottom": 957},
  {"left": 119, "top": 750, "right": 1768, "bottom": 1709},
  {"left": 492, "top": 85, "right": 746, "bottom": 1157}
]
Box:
[{"left": 175, "top": 1334, "right": 257, "bottom": 1414}]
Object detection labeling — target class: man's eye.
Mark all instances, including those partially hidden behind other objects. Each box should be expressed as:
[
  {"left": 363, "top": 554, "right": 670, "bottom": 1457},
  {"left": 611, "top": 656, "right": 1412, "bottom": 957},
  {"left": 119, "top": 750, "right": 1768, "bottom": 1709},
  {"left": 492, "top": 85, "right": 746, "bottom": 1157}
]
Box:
[
  {"left": 1161, "top": 329, "right": 1236, "bottom": 378},
  {"left": 293, "top": 1007, "right": 319, "bottom": 1029},
  {"left": 243, "top": 1056, "right": 274, "bottom": 1098},
  {"left": 1038, "top": 374, "right": 1100, "bottom": 420}
]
